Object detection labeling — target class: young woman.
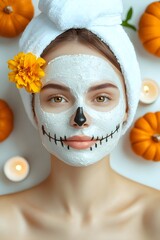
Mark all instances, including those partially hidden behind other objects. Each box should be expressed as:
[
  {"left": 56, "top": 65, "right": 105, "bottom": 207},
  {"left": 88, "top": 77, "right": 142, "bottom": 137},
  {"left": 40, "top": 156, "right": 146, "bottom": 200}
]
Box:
[{"left": 1, "top": 0, "right": 160, "bottom": 239}]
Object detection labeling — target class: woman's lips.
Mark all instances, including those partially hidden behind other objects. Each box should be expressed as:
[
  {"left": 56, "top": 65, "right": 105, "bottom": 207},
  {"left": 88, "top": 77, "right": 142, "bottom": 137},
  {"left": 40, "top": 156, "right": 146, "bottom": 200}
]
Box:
[{"left": 64, "top": 136, "right": 96, "bottom": 150}]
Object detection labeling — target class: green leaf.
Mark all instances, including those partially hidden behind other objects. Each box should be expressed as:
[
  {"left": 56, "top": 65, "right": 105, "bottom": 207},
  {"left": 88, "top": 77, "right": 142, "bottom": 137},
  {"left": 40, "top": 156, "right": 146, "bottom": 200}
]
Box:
[
  {"left": 121, "top": 21, "right": 137, "bottom": 31},
  {"left": 126, "top": 7, "right": 133, "bottom": 21},
  {"left": 121, "top": 7, "right": 137, "bottom": 31}
]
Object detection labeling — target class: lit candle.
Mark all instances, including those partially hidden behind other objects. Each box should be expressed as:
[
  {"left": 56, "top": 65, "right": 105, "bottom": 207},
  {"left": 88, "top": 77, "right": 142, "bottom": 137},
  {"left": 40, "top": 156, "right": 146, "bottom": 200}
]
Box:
[
  {"left": 140, "top": 79, "right": 159, "bottom": 104},
  {"left": 3, "top": 156, "right": 30, "bottom": 182}
]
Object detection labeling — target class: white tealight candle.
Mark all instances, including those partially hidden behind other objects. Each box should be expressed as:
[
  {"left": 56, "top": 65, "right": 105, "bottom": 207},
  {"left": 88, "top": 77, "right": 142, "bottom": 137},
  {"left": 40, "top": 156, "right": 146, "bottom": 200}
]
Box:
[
  {"left": 3, "top": 156, "right": 30, "bottom": 182},
  {"left": 140, "top": 79, "right": 159, "bottom": 104}
]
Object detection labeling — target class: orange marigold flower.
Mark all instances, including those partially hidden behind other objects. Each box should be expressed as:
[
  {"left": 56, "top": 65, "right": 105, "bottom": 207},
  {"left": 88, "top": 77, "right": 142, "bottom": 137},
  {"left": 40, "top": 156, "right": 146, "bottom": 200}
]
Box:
[{"left": 8, "top": 52, "right": 46, "bottom": 93}]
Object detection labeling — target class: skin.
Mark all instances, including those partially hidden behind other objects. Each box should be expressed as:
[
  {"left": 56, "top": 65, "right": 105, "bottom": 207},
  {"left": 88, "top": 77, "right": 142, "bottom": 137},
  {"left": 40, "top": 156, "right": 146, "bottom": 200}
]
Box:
[{"left": 0, "top": 40, "right": 160, "bottom": 240}]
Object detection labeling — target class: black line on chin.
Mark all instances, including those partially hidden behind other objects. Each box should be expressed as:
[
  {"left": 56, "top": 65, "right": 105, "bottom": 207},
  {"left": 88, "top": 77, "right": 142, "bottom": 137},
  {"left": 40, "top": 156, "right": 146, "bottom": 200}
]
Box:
[
  {"left": 49, "top": 133, "right": 52, "bottom": 142},
  {"left": 60, "top": 137, "right": 64, "bottom": 147},
  {"left": 42, "top": 125, "right": 45, "bottom": 135},
  {"left": 54, "top": 134, "right": 57, "bottom": 145}
]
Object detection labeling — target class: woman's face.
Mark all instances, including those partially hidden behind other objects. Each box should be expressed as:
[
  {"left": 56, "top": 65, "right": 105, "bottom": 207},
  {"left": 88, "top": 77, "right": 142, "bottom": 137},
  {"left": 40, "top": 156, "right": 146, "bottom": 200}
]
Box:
[{"left": 34, "top": 41, "right": 127, "bottom": 167}]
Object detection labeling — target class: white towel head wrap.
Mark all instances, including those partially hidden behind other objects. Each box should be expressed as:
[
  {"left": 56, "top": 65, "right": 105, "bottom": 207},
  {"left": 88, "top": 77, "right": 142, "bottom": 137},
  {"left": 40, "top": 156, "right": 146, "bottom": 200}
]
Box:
[{"left": 19, "top": 0, "right": 141, "bottom": 134}]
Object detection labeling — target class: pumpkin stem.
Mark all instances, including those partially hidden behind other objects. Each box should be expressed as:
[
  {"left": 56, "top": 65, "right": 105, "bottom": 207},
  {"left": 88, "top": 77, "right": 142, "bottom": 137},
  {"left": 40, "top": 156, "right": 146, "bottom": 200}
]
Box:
[
  {"left": 152, "top": 134, "right": 160, "bottom": 143},
  {"left": 3, "top": 6, "right": 13, "bottom": 14}
]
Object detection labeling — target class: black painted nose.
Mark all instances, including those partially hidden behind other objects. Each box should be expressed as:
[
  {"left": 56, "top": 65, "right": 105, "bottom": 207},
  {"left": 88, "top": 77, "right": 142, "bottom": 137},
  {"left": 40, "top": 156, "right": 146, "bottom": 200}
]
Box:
[{"left": 74, "top": 107, "right": 87, "bottom": 126}]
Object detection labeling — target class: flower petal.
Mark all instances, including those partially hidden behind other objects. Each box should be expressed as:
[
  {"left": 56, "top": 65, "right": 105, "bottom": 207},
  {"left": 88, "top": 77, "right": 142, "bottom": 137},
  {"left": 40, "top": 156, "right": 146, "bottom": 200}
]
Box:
[{"left": 8, "top": 52, "right": 46, "bottom": 93}]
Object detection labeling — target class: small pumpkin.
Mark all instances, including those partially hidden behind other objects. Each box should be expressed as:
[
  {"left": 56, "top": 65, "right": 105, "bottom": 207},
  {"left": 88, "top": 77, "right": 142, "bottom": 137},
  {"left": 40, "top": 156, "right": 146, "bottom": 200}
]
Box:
[
  {"left": 130, "top": 112, "right": 160, "bottom": 161},
  {"left": 138, "top": 2, "right": 160, "bottom": 57},
  {"left": 0, "top": 0, "right": 34, "bottom": 38},
  {"left": 0, "top": 99, "right": 14, "bottom": 142}
]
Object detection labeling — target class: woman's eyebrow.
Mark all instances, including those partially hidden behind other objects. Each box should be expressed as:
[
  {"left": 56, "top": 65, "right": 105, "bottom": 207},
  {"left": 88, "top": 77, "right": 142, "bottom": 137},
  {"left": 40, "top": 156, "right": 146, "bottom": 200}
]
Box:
[
  {"left": 88, "top": 83, "right": 118, "bottom": 92},
  {"left": 41, "top": 83, "right": 70, "bottom": 92}
]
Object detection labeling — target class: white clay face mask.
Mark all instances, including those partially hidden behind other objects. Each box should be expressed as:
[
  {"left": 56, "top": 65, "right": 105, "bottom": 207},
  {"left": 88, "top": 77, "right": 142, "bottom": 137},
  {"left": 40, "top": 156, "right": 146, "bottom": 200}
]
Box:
[{"left": 35, "top": 54, "right": 126, "bottom": 167}]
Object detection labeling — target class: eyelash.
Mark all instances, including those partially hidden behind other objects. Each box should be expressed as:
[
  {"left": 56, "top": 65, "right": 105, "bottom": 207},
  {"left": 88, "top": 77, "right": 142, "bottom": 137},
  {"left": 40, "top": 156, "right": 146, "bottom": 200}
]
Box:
[
  {"left": 48, "top": 95, "right": 68, "bottom": 103},
  {"left": 93, "top": 94, "right": 112, "bottom": 103}
]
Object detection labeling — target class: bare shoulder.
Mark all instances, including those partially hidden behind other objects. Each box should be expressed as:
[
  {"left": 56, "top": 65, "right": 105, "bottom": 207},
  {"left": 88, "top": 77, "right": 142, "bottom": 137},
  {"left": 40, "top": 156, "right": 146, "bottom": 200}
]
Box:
[
  {"left": 0, "top": 194, "right": 17, "bottom": 215},
  {"left": 0, "top": 186, "right": 40, "bottom": 236},
  {"left": 0, "top": 194, "right": 19, "bottom": 236},
  {"left": 125, "top": 175, "right": 160, "bottom": 207},
  {"left": 142, "top": 187, "right": 160, "bottom": 240},
  {"left": 125, "top": 178, "right": 160, "bottom": 239}
]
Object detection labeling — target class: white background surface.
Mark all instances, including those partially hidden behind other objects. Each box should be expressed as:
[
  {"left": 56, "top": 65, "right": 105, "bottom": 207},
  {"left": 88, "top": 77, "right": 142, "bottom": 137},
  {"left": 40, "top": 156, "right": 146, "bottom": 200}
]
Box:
[{"left": 0, "top": 0, "right": 160, "bottom": 195}]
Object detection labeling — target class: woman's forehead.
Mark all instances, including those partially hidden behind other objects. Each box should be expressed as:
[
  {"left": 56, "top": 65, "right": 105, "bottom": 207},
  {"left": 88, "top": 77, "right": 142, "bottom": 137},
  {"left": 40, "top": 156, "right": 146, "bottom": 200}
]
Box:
[
  {"left": 43, "top": 40, "right": 124, "bottom": 84},
  {"left": 42, "top": 54, "right": 124, "bottom": 89}
]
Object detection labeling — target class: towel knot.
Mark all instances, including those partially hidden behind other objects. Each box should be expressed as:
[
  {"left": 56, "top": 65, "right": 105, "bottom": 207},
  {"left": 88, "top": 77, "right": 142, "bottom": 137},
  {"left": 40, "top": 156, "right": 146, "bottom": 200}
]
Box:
[{"left": 39, "top": 0, "right": 123, "bottom": 31}]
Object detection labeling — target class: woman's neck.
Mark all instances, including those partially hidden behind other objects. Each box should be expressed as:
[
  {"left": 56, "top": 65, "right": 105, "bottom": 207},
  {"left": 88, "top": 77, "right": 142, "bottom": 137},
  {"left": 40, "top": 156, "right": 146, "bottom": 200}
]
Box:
[{"left": 45, "top": 155, "right": 124, "bottom": 217}]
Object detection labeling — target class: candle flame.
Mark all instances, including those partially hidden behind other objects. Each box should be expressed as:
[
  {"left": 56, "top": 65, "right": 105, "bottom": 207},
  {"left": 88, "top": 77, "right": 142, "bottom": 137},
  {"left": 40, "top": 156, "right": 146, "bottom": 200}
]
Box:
[
  {"left": 144, "top": 85, "right": 150, "bottom": 94},
  {"left": 15, "top": 164, "right": 23, "bottom": 171}
]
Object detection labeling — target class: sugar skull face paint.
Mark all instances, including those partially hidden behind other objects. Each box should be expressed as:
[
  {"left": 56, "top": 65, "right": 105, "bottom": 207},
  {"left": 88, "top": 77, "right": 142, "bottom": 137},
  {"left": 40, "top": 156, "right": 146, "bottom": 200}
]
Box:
[{"left": 35, "top": 54, "right": 126, "bottom": 167}]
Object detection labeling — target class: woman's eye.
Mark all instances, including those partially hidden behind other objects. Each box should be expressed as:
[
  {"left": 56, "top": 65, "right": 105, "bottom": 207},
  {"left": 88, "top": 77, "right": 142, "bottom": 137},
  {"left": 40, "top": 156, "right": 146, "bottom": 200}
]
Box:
[
  {"left": 95, "top": 96, "right": 110, "bottom": 103},
  {"left": 50, "top": 96, "right": 67, "bottom": 103}
]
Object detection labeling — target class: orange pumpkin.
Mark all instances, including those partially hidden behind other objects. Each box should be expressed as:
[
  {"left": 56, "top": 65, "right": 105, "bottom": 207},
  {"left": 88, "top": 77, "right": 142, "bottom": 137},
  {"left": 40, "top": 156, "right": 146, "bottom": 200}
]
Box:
[
  {"left": 0, "top": 99, "right": 14, "bottom": 142},
  {"left": 130, "top": 112, "right": 160, "bottom": 161},
  {"left": 0, "top": 0, "right": 34, "bottom": 38},
  {"left": 138, "top": 2, "right": 160, "bottom": 57}
]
